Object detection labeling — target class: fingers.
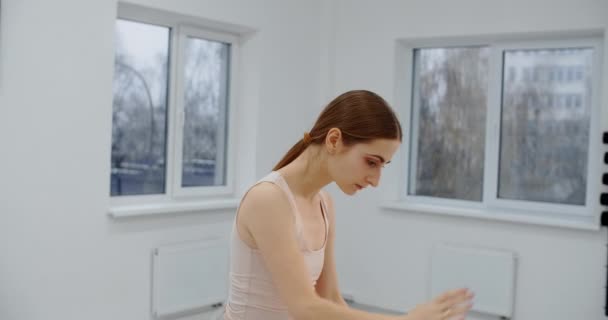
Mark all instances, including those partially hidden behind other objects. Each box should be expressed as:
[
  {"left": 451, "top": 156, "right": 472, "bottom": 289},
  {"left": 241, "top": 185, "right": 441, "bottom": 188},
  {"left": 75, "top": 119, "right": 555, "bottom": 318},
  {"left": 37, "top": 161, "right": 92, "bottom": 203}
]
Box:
[
  {"left": 434, "top": 288, "right": 471, "bottom": 304},
  {"left": 435, "top": 288, "right": 475, "bottom": 313},
  {"left": 444, "top": 299, "right": 474, "bottom": 319}
]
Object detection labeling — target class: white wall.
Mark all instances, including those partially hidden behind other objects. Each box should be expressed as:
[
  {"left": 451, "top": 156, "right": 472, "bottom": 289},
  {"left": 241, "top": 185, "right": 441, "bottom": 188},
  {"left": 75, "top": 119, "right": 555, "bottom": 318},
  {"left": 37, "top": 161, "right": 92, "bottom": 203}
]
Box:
[
  {"left": 327, "top": 1, "right": 608, "bottom": 320},
  {"left": 0, "top": 0, "right": 324, "bottom": 319}
]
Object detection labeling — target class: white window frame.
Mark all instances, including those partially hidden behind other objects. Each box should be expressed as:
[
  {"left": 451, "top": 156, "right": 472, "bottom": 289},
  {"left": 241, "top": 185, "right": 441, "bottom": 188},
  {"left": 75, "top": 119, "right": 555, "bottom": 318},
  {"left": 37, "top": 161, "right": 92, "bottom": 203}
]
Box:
[
  {"left": 384, "top": 33, "right": 604, "bottom": 230},
  {"left": 108, "top": 3, "right": 245, "bottom": 217},
  {"left": 172, "top": 26, "right": 238, "bottom": 198}
]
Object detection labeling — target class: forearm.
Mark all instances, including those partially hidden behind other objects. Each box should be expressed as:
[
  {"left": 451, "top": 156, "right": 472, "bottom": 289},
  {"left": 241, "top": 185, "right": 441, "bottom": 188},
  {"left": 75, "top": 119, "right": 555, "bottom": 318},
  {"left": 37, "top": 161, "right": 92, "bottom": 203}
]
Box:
[{"left": 295, "top": 296, "right": 403, "bottom": 320}]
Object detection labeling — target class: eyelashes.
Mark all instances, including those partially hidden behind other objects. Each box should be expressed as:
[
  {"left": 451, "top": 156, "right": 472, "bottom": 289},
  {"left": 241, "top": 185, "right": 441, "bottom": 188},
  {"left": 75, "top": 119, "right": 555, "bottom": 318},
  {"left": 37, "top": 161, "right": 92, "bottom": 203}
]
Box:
[
  {"left": 366, "top": 158, "right": 388, "bottom": 169},
  {"left": 366, "top": 159, "right": 379, "bottom": 168}
]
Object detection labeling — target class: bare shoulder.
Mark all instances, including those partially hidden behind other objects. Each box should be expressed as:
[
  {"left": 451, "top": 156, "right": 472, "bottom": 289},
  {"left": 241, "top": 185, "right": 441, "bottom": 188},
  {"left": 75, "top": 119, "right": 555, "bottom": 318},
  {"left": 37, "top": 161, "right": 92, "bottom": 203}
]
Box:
[
  {"left": 242, "top": 182, "right": 287, "bottom": 207},
  {"left": 238, "top": 182, "right": 294, "bottom": 229}
]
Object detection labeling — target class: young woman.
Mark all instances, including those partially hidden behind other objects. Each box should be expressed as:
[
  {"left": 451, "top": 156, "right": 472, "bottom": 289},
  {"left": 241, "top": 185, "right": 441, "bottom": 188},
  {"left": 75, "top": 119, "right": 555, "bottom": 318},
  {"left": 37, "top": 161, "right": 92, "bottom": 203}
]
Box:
[{"left": 222, "top": 90, "right": 474, "bottom": 320}]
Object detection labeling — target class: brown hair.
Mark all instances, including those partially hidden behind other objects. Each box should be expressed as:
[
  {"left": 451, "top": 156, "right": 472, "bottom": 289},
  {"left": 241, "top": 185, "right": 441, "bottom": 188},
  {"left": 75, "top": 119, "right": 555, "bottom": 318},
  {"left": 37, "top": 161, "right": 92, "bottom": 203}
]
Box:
[{"left": 273, "top": 90, "right": 403, "bottom": 170}]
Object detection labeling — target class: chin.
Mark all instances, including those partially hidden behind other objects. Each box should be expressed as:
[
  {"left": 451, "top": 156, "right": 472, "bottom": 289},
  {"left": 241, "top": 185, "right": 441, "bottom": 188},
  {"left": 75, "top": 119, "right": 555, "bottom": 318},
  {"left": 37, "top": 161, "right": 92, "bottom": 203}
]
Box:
[{"left": 336, "top": 183, "right": 358, "bottom": 196}]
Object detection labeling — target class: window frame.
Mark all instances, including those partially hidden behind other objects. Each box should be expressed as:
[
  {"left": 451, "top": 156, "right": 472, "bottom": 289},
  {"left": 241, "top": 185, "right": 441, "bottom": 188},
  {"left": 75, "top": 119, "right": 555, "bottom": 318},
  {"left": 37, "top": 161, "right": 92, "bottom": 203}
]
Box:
[
  {"left": 407, "top": 45, "right": 491, "bottom": 205},
  {"left": 487, "top": 38, "right": 602, "bottom": 218},
  {"left": 387, "top": 33, "right": 604, "bottom": 230},
  {"left": 171, "top": 25, "right": 238, "bottom": 198},
  {"left": 109, "top": 3, "right": 242, "bottom": 212}
]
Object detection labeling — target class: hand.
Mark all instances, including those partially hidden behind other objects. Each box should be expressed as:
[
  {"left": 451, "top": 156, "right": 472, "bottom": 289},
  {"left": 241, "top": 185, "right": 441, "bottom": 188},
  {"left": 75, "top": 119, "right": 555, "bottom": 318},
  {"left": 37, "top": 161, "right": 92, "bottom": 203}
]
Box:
[{"left": 403, "top": 288, "right": 474, "bottom": 320}]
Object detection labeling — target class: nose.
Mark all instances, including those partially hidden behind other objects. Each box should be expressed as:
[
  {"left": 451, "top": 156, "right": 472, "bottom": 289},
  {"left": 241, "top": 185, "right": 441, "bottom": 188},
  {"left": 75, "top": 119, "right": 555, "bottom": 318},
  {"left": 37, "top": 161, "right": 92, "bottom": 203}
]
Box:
[{"left": 366, "top": 172, "right": 380, "bottom": 187}]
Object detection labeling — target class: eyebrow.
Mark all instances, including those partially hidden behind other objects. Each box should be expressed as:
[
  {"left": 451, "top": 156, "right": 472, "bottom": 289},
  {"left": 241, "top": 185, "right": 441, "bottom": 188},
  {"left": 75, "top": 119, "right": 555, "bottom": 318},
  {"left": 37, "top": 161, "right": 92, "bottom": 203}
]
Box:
[{"left": 367, "top": 154, "right": 391, "bottom": 164}]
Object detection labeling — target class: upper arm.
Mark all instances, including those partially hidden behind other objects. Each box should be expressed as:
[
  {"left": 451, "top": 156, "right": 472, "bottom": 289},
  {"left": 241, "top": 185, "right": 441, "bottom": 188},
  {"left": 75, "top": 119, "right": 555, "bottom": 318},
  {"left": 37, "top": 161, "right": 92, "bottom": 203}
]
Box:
[
  {"left": 238, "top": 183, "right": 320, "bottom": 318},
  {"left": 314, "top": 191, "right": 346, "bottom": 305}
]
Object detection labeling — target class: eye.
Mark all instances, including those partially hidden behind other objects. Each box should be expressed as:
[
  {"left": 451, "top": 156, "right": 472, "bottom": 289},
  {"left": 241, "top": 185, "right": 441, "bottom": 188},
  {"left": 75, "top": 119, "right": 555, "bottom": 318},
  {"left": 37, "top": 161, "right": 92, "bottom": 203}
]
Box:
[{"left": 366, "top": 159, "right": 378, "bottom": 168}]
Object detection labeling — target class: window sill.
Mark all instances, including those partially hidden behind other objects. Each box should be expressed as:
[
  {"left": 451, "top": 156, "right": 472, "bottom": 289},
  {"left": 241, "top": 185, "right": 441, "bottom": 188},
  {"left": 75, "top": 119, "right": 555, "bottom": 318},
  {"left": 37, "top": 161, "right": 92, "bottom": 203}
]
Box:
[
  {"left": 108, "top": 198, "right": 241, "bottom": 218},
  {"left": 379, "top": 201, "right": 600, "bottom": 231}
]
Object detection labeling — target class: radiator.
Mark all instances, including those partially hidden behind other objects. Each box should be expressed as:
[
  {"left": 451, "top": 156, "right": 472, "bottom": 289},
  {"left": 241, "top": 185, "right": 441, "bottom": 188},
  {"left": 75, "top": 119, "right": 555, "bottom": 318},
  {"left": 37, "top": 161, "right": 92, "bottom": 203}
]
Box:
[
  {"left": 430, "top": 243, "right": 517, "bottom": 319},
  {"left": 152, "top": 239, "right": 228, "bottom": 318}
]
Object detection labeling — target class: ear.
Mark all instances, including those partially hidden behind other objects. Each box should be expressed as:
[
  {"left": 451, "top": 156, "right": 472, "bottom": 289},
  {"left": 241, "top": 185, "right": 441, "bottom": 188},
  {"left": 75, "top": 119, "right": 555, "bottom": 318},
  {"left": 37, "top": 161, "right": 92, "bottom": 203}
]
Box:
[{"left": 325, "top": 128, "right": 342, "bottom": 154}]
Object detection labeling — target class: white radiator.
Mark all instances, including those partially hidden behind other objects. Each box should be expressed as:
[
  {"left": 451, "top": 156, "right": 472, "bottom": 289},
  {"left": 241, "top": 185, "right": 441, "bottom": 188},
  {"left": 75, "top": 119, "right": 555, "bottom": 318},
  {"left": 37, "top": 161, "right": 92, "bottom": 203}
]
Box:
[
  {"left": 152, "top": 239, "right": 228, "bottom": 318},
  {"left": 430, "top": 243, "right": 517, "bottom": 319}
]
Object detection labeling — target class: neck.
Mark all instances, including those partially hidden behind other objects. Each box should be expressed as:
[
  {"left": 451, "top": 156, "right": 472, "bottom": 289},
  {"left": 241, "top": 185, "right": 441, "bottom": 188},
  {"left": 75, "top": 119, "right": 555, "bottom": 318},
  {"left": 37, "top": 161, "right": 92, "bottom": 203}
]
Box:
[{"left": 276, "top": 145, "right": 332, "bottom": 201}]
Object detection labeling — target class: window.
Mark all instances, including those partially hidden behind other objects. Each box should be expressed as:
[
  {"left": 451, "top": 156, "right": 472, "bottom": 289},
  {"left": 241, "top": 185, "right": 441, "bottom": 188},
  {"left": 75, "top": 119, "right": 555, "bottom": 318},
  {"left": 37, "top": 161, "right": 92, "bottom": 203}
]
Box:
[
  {"left": 111, "top": 19, "right": 170, "bottom": 196},
  {"left": 409, "top": 47, "right": 489, "bottom": 201},
  {"left": 499, "top": 48, "right": 593, "bottom": 206},
  {"left": 401, "top": 37, "right": 603, "bottom": 226},
  {"left": 180, "top": 35, "right": 230, "bottom": 189},
  {"left": 110, "top": 5, "right": 238, "bottom": 203}
]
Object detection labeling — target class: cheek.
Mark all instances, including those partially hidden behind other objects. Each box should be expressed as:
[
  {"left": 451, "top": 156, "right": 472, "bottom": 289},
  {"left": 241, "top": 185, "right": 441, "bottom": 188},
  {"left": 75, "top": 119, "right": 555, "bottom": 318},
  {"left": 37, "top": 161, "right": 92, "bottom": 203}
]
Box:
[
  {"left": 343, "top": 156, "right": 366, "bottom": 176},
  {"left": 330, "top": 152, "right": 367, "bottom": 183},
  {"left": 331, "top": 155, "right": 357, "bottom": 180}
]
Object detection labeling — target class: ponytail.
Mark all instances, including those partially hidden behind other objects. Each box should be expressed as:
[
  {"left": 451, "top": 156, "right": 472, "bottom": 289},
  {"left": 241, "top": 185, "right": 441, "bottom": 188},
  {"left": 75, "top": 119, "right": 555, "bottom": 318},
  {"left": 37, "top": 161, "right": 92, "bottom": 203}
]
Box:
[{"left": 273, "top": 132, "right": 313, "bottom": 170}]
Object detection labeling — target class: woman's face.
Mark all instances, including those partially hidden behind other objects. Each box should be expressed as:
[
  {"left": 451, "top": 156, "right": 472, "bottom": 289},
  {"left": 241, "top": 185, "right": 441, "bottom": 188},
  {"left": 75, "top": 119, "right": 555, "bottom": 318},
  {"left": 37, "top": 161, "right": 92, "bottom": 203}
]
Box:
[{"left": 328, "top": 137, "right": 401, "bottom": 195}]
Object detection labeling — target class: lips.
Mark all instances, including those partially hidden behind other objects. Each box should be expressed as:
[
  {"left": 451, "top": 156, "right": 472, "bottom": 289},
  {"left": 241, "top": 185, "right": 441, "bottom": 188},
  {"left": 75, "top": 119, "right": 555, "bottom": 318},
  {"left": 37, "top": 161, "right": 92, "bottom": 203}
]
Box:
[{"left": 355, "top": 184, "right": 364, "bottom": 190}]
